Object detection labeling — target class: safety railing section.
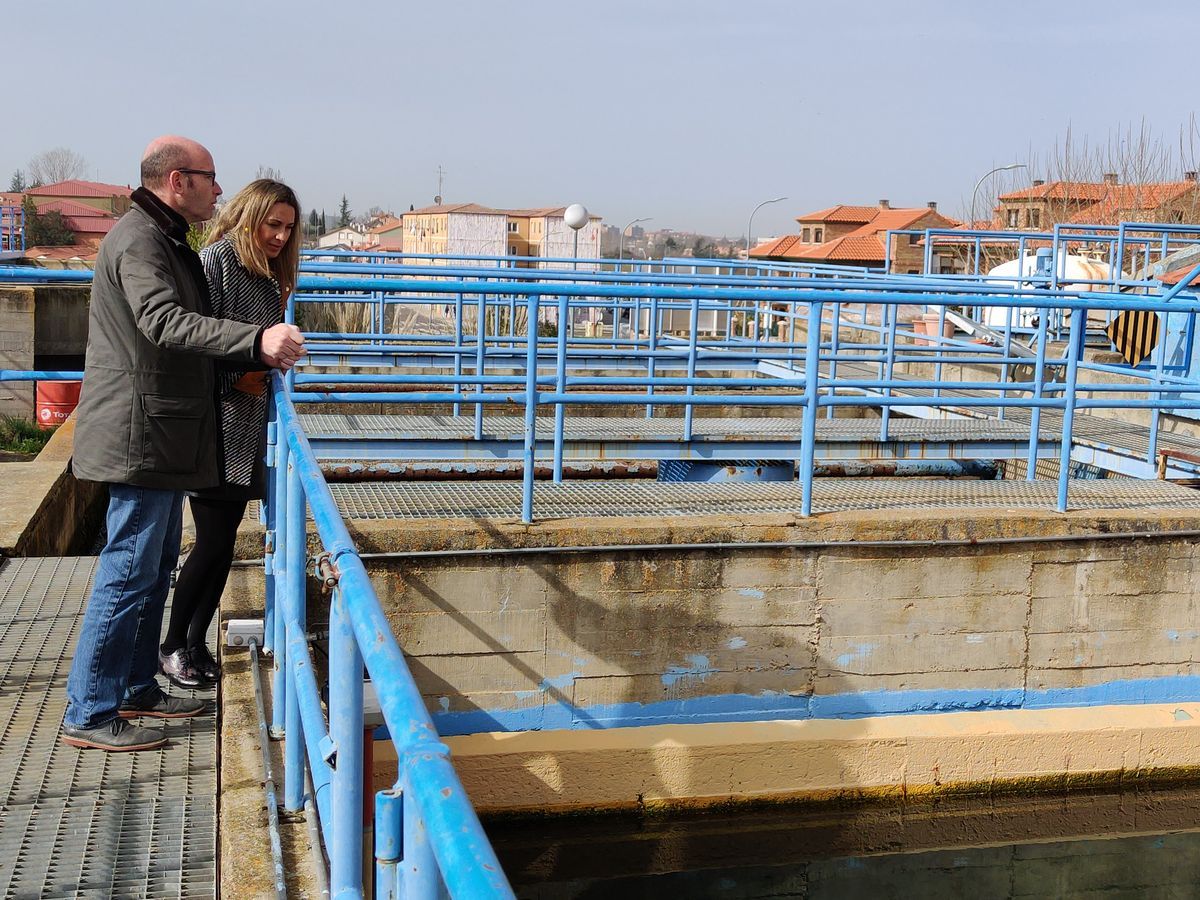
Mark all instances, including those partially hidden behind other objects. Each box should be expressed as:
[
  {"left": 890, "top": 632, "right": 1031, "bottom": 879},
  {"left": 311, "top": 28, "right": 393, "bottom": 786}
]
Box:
[
  {"left": 281, "top": 262, "right": 1200, "bottom": 519},
  {"left": 0, "top": 205, "right": 24, "bottom": 255},
  {"left": 7, "top": 244, "right": 1200, "bottom": 518},
  {"left": 265, "top": 375, "right": 515, "bottom": 899}
]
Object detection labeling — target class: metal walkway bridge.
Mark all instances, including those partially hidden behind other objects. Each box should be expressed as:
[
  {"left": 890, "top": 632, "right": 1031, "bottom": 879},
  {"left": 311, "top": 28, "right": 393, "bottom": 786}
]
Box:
[{"left": 5, "top": 222, "right": 1200, "bottom": 896}]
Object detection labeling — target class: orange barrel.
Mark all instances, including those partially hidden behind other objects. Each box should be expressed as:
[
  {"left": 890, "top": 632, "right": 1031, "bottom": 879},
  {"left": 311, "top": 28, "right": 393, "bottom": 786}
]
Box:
[{"left": 35, "top": 380, "right": 82, "bottom": 430}]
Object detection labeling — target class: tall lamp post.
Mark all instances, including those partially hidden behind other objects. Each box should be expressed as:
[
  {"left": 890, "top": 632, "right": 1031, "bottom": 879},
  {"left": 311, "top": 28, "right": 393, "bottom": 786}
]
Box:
[
  {"left": 618, "top": 216, "right": 651, "bottom": 263},
  {"left": 564, "top": 203, "right": 589, "bottom": 330},
  {"left": 744, "top": 196, "right": 787, "bottom": 338},
  {"left": 745, "top": 195, "right": 787, "bottom": 257},
  {"left": 969, "top": 163, "right": 1026, "bottom": 231}
]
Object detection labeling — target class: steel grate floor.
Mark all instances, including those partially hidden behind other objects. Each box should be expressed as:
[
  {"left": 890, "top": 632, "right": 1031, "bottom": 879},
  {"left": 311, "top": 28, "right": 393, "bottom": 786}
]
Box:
[
  {"left": 299, "top": 413, "right": 1049, "bottom": 443},
  {"left": 323, "top": 478, "right": 1200, "bottom": 521},
  {"left": 0, "top": 558, "right": 215, "bottom": 900}
]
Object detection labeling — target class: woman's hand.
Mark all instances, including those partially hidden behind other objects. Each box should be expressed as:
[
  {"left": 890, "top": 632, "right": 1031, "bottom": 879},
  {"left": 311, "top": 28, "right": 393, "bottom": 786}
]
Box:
[{"left": 232, "top": 371, "right": 270, "bottom": 396}]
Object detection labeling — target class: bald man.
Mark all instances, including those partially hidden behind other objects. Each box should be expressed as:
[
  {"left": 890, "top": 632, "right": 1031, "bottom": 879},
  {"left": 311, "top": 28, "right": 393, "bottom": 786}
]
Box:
[{"left": 63, "top": 136, "right": 305, "bottom": 752}]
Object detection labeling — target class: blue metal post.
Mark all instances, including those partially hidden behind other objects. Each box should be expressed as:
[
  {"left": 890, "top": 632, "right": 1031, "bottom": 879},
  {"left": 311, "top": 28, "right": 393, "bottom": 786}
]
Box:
[
  {"left": 263, "top": 414, "right": 277, "bottom": 656},
  {"left": 284, "top": 459, "right": 305, "bottom": 811},
  {"left": 800, "top": 301, "right": 823, "bottom": 517},
  {"left": 521, "top": 293, "right": 541, "bottom": 523},
  {"left": 271, "top": 414, "right": 290, "bottom": 737},
  {"left": 825, "top": 301, "right": 839, "bottom": 419},
  {"left": 553, "top": 292, "right": 568, "bottom": 482},
  {"left": 375, "top": 788, "right": 402, "bottom": 900},
  {"left": 452, "top": 293, "right": 463, "bottom": 417},
  {"left": 1148, "top": 306, "right": 1170, "bottom": 465},
  {"left": 1025, "top": 306, "right": 1051, "bottom": 479},
  {"left": 474, "top": 291, "right": 486, "bottom": 441},
  {"left": 1057, "top": 303, "right": 1085, "bottom": 512},
  {"left": 645, "top": 294, "right": 659, "bottom": 418},
  {"left": 401, "top": 765, "right": 439, "bottom": 900},
  {"left": 330, "top": 587, "right": 365, "bottom": 897},
  {"left": 879, "top": 302, "right": 899, "bottom": 439},
  {"left": 682, "top": 296, "right": 700, "bottom": 441}
]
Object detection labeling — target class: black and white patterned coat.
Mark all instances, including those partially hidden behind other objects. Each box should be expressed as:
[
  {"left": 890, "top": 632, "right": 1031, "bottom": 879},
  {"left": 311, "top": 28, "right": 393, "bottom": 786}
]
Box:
[{"left": 197, "top": 238, "right": 284, "bottom": 497}]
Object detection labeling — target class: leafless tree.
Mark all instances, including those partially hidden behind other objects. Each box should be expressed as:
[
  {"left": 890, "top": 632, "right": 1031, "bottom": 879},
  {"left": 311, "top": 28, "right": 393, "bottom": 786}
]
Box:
[
  {"left": 27, "top": 147, "right": 89, "bottom": 186},
  {"left": 255, "top": 165, "right": 284, "bottom": 181}
]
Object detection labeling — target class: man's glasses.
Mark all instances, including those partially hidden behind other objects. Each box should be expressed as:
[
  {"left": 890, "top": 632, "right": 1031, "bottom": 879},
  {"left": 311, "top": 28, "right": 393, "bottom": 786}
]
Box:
[{"left": 177, "top": 168, "right": 217, "bottom": 184}]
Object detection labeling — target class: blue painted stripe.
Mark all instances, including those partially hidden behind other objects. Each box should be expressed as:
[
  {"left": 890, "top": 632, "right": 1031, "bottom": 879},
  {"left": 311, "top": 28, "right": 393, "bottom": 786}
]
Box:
[{"left": 391, "top": 675, "right": 1200, "bottom": 738}]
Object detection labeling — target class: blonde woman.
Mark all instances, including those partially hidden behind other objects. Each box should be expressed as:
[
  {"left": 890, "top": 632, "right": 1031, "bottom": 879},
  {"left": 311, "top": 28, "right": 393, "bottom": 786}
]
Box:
[{"left": 159, "top": 179, "right": 302, "bottom": 687}]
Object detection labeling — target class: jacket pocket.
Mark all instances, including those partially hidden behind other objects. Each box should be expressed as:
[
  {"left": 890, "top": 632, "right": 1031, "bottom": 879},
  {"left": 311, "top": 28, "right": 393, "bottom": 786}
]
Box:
[{"left": 140, "top": 393, "right": 205, "bottom": 474}]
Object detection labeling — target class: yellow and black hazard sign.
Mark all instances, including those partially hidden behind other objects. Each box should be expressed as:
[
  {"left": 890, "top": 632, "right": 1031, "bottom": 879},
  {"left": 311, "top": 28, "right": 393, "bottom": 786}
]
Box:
[{"left": 1106, "top": 309, "right": 1160, "bottom": 367}]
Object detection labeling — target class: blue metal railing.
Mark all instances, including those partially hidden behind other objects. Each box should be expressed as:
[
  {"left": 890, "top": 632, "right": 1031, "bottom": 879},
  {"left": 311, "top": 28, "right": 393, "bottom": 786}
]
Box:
[
  {"left": 7, "top": 237, "right": 1200, "bottom": 520},
  {"left": 265, "top": 376, "right": 514, "bottom": 898}
]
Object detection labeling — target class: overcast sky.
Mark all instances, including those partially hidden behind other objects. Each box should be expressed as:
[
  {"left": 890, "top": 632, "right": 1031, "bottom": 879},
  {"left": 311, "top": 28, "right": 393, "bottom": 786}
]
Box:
[{"left": 4, "top": 1, "right": 1196, "bottom": 239}]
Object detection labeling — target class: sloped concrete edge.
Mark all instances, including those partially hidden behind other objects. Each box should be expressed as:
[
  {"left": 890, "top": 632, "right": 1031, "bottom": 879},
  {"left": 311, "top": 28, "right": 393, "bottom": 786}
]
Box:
[{"left": 386, "top": 703, "right": 1200, "bottom": 817}]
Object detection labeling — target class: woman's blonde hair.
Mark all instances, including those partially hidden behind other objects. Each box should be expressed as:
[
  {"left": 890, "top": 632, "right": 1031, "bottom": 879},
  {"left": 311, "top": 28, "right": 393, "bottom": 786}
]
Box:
[{"left": 206, "top": 179, "right": 302, "bottom": 294}]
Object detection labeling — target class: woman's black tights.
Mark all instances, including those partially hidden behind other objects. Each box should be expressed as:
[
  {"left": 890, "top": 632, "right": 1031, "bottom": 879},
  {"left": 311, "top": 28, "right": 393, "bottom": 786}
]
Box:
[{"left": 161, "top": 497, "right": 248, "bottom": 654}]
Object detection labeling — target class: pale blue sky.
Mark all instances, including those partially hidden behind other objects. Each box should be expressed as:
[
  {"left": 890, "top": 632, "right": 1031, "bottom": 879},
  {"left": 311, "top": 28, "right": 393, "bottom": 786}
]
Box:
[{"left": 4, "top": 1, "right": 1196, "bottom": 238}]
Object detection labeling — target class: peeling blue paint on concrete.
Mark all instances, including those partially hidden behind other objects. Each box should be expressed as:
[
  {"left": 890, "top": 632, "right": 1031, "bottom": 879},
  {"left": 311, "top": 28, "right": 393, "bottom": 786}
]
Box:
[
  {"left": 737, "top": 588, "right": 766, "bottom": 599},
  {"left": 728, "top": 637, "right": 748, "bottom": 650},
  {"left": 662, "top": 655, "right": 713, "bottom": 688},
  {"left": 539, "top": 673, "right": 577, "bottom": 691},
  {"left": 835, "top": 643, "right": 877, "bottom": 669}
]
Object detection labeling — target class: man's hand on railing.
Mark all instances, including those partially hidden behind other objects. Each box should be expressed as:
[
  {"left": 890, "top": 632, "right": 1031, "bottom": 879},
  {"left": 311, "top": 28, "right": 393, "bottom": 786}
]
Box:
[{"left": 260, "top": 323, "right": 306, "bottom": 370}]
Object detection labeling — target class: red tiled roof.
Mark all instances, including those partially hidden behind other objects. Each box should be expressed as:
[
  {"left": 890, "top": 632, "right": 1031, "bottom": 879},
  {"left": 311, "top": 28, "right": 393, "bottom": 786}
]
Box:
[
  {"left": 753, "top": 207, "right": 957, "bottom": 263},
  {"left": 27, "top": 179, "right": 132, "bottom": 198},
  {"left": 23, "top": 245, "right": 97, "bottom": 261},
  {"left": 1000, "top": 181, "right": 1112, "bottom": 202},
  {"left": 749, "top": 234, "right": 802, "bottom": 256},
  {"left": 1064, "top": 182, "right": 1200, "bottom": 223},
  {"left": 796, "top": 205, "right": 879, "bottom": 224},
  {"left": 32, "top": 198, "right": 112, "bottom": 218},
  {"left": 366, "top": 216, "right": 403, "bottom": 234}
]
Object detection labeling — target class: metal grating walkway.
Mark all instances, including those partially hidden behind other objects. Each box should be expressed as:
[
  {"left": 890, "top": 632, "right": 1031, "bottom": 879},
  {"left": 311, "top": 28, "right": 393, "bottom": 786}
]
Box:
[
  {"left": 0, "top": 558, "right": 215, "bottom": 900},
  {"left": 300, "top": 413, "right": 1056, "bottom": 463},
  {"left": 324, "top": 478, "right": 1200, "bottom": 521}
]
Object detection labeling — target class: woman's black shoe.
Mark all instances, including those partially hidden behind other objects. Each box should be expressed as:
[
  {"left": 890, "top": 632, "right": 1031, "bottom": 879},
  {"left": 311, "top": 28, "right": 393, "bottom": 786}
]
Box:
[
  {"left": 158, "top": 648, "right": 208, "bottom": 689},
  {"left": 188, "top": 643, "right": 220, "bottom": 682}
]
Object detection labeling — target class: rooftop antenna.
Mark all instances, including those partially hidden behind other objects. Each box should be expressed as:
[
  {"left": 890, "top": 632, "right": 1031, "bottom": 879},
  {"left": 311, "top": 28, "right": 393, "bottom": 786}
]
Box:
[{"left": 434, "top": 165, "right": 446, "bottom": 205}]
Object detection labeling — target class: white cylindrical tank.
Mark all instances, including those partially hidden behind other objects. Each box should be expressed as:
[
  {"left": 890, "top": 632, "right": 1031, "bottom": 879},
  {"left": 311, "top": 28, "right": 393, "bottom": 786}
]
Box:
[{"left": 981, "top": 254, "right": 1117, "bottom": 328}]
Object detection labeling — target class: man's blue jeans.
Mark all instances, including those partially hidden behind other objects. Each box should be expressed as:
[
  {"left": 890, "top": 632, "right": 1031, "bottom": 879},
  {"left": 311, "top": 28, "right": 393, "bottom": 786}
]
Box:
[{"left": 64, "top": 484, "right": 184, "bottom": 729}]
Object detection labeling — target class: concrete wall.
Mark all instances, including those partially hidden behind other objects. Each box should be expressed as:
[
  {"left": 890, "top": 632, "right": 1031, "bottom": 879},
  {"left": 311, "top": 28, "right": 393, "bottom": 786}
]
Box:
[
  {"left": 0, "top": 284, "right": 89, "bottom": 418},
  {"left": 0, "top": 287, "right": 35, "bottom": 416},
  {"left": 359, "top": 531, "right": 1200, "bottom": 736}
]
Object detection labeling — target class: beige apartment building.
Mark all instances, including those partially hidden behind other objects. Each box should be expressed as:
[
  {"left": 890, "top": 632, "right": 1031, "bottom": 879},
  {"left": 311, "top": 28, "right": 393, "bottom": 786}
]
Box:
[{"left": 401, "top": 203, "right": 601, "bottom": 265}]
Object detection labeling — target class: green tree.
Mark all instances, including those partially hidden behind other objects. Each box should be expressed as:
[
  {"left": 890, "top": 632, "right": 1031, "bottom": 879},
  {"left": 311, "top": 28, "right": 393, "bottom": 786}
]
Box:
[
  {"left": 320, "top": 211, "right": 327, "bottom": 233},
  {"left": 337, "top": 195, "right": 351, "bottom": 228},
  {"left": 9, "top": 170, "right": 27, "bottom": 192},
  {"left": 308, "top": 209, "right": 319, "bottom": 229},
  {"left": 21, "top": 198, "right": 74, "bottom": 246}
]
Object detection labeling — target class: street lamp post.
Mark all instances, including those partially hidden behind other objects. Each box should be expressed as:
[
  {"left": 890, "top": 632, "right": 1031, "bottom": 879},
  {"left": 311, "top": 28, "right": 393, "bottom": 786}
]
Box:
[
  {"left": 969, "top": 163, "right": 1027, "bottom": 231},
  {"left": 745, "top": 196, "right": 788, "bottom": 257},
  {"left": 744, "top": 196, "right": 787, "bottom": 338},
  {"left": 563, "top": 203, "right": 589, "bottom": 331},
  {"left": 618, "top": 216, "right": 651, "bottom": 265}
]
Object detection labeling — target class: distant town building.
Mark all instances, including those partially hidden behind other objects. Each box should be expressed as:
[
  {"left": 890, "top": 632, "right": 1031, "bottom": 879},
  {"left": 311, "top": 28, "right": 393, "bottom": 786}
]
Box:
[
  {"left": 364, "top": 215, "right": 404, "bottom": 251},
  {"left": 316, "top": 223, "right": 371, "bottom": 250},
  {"left": 400, "top": 203, "right": 601, "bottom": 266},
  {"left": 750, "top": 200, "right": 958, "bottom": 272},
  {"left": 26, "top": 179, "right": 132, "bottom": 216}
]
